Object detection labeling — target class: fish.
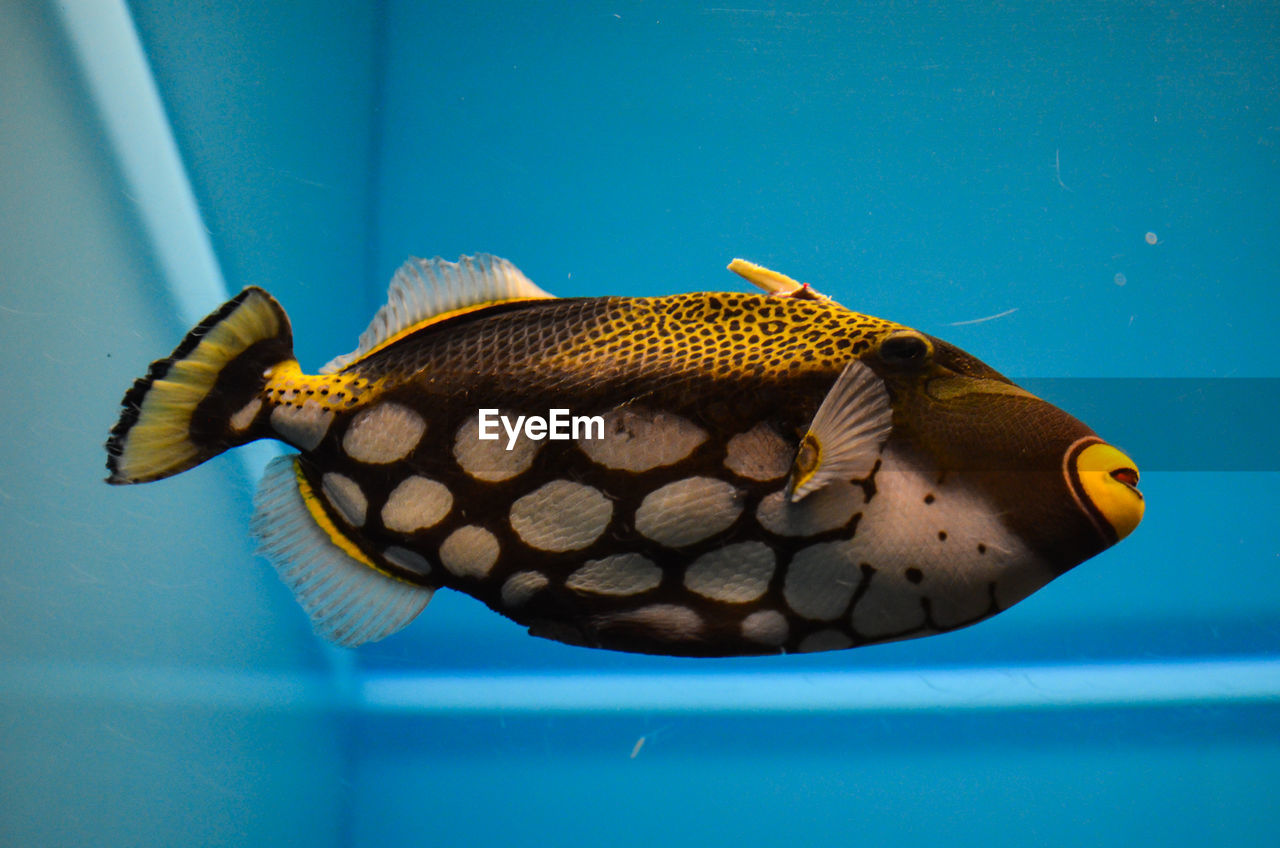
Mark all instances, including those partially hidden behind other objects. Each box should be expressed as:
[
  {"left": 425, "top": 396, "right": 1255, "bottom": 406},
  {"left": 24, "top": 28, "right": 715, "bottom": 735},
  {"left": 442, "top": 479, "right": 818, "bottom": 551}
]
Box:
[{"left": 105, "top": 254, "right": 1144, "bottom": 657}]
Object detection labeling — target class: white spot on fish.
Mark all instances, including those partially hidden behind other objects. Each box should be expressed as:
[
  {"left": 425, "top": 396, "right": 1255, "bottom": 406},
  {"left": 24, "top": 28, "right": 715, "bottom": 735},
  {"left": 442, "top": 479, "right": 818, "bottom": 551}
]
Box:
[
  {"left": 683, "top": 542, "right": 775, "bottom": 603},
  {"left": 723, "top": 422, "right": 791, "bottom": 481},
  {"left": 383, "top": 545, "right": 430, "bottom": 575},
  {"left": 796, "top": 629, "right": 854, "bottom": 653},
  {"left": 634, "top": 477, "right": 743, "bottom": 547},
  {"left": 501, "top": 571, "right": 549, "bottom": 607},
  {"left": 381, "top": 475, "right": 452, "bottom": 533},
  {"left": 271, "top": 400, "right": 334, "bottom": 450},
  {"left": 567, "top": 553, "right": 662, "bottom": 597},
  {"left": 783, "top": 541, "right": 860, "bottom": 620},
  {"left": 578, "top": 407, "right": 707, "bottom": 472},
  {"left": 454, "top": 411, "right": 541, "bottom": 481},
  {"left": 756, "top": 481, "right": 859, "bottom": 537},
  {"left": 439, "top": 525, "right": 500, "bottom": 579},
  {"left": 321, "top": 472, "right": 367, "bottom": 528},
  {"left": 740, "top": 609, "right": 789, "bottom": 647},
  {"left": 509, "top": 480, "right": 613, "bottom": 552},
  {"left": 230, "top": 397, "right": 262, "bottom": 432},
  {"left": 594, "top": 604, "right": 704, "bottom": 641},
  {"left": 846, "top": 448, "right": 1047, "bottom": 633},
  {"left": 343, "top": 402, "right": 425, "bottom": 464}
]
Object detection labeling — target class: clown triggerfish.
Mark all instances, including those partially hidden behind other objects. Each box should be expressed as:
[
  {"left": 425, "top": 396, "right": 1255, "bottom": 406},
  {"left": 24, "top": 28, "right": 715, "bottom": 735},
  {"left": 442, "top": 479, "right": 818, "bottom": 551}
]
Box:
[{"left": 106, "top": 255, "right": 1143, "bottom": 656}]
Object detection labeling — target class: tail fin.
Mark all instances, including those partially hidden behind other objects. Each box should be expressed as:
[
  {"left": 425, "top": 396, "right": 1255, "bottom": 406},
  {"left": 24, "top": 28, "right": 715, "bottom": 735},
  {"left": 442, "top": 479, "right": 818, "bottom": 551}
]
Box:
[{"left": 106, "top": 286, "right": 294, "bottom": 485}]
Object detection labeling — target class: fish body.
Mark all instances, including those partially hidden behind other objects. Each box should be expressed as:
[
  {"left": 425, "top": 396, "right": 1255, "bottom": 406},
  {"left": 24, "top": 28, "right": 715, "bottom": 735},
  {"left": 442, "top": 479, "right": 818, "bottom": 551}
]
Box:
[{"left": 106, "top": 255, "right": 1144, "bottom": 656}]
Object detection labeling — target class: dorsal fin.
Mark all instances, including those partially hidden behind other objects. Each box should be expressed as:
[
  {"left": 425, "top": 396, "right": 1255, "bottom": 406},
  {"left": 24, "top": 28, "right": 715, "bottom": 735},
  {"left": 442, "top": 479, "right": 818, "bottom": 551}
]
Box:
[
  {"left": 321, "top": 253, "right": 553, "bottom": 373},
  {"left": 727, "top": 258, "right": 833, "bottom": 302}
]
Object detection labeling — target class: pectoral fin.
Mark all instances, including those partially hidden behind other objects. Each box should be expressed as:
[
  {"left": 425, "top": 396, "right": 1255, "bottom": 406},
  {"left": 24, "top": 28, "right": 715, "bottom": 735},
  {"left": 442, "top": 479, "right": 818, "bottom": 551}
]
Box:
[{"left": 786, "top": 360, "right": 893, "bottom": 502}]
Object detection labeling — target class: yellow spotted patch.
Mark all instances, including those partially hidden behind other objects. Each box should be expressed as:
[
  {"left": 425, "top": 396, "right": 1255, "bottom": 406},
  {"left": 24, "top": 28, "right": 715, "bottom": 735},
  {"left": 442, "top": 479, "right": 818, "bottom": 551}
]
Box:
[
  {"left": 545, "top": 293, "right": 900, "bottom": 382},
  {"left": 265, "top": 360, "right": 383, "bottom": 414}
]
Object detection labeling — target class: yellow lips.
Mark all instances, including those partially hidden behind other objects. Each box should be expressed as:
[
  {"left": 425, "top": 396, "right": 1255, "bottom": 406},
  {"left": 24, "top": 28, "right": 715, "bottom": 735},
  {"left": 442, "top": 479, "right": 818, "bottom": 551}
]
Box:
[{"left": 1074, "top": 442, "right": 1145, "bottom": 541}]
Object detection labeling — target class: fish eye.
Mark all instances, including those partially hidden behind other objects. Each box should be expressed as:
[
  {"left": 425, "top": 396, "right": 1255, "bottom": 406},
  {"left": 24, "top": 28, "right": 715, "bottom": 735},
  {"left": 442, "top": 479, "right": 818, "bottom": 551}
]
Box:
[{"left": 878, "top": 332, "right": 931, "bottom": 369}]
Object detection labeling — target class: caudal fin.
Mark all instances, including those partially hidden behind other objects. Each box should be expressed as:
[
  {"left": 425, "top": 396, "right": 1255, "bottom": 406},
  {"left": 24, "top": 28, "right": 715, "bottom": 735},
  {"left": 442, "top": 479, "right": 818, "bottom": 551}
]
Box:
[{"left": 106, "top": 286, "right": 294, "bottom": 485}]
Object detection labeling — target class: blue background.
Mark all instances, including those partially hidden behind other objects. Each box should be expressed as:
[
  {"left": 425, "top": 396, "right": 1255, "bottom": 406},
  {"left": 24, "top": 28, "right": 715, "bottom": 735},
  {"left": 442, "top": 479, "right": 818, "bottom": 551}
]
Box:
[{"left": 2, "top": 1, "right": 1277, "bottom": 846}]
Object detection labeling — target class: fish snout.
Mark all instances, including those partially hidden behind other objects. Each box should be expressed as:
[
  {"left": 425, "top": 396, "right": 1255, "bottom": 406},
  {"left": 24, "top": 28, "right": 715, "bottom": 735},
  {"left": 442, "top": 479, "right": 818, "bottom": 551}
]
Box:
[{"left": 1067, "top": 441, "right": 1144, "bottom": 542}]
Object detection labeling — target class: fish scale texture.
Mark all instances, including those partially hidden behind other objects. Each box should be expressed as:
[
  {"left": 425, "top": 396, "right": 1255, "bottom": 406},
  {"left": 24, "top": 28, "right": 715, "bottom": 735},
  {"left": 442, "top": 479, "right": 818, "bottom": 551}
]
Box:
[{"left": 349, "top": 294, "right": 898, "bottom": 403}]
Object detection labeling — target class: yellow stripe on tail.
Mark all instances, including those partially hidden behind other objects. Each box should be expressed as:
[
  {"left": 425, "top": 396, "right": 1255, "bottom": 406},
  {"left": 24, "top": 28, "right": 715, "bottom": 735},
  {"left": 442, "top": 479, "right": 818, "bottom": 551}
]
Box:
[{"left": 105, "top": 287, "right": 294, "bottom": 484}]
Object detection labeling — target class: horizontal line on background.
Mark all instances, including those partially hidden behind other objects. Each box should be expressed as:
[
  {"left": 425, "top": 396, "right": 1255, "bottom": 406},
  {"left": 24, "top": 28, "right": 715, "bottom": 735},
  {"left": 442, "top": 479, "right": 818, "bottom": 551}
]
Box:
[
  {"left": 4, "top": 658, "right": 1277, "bottom": 715},
  {"left": 1013, "top": 378, "right": 1280, "bottom": 471},
  {"left": 0, "top": 663, "right": 341, "bottom": 713},
  {"left": 359, "top": 658, "right": 1280, "bottom": 715}
]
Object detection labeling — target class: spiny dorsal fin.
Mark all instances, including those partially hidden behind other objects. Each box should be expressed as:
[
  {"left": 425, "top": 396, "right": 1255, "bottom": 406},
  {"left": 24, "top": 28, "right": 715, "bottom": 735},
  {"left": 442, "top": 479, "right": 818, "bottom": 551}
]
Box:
[
  {"left": 321, "top": 253, "right": 553, "bottom": 373},
  {"left": 727, "top": 258, "right": 833, "bottom": 302},
  {"left": 786, "top": 359, "right": 894, "bottom": 502}
]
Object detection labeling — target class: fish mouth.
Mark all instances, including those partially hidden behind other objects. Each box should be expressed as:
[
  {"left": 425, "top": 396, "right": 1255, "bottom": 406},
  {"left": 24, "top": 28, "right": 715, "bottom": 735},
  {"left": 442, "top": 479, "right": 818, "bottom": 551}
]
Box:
[{"left": 1064, "top": 438, "right": 1145, "bottom": 543}]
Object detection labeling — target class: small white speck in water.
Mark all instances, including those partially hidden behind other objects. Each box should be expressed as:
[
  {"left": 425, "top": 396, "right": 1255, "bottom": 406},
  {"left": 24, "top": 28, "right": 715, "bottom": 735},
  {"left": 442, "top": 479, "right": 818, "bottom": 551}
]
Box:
[{"left": 1114, "top": 272, "right": 1127, "bottom": 287}]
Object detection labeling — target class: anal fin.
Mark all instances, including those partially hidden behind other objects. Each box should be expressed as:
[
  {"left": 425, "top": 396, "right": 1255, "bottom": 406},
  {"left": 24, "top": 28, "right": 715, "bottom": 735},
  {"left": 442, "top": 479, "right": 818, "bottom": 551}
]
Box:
[{"left": 251, "top": 456, "right": 433, "bottom": 646}]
